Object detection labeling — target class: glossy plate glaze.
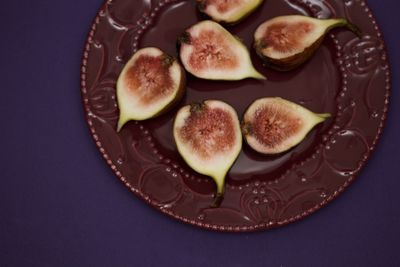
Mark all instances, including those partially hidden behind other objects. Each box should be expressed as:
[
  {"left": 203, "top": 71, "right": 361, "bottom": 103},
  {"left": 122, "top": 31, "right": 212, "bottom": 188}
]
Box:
[{"left": 81, "top": 0, "right": 390, "bottom": 232}]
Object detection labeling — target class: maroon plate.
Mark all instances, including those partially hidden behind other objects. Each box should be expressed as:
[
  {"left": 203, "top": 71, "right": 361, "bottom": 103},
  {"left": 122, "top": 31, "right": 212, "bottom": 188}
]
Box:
[{"left": 81, "top": 0, "right": 390, "bottom": 232}]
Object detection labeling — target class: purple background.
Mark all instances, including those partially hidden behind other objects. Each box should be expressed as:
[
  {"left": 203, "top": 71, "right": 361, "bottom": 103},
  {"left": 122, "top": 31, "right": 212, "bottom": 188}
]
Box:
[{"left": 1, "top": 0, "right": 399, "bottom": 266}]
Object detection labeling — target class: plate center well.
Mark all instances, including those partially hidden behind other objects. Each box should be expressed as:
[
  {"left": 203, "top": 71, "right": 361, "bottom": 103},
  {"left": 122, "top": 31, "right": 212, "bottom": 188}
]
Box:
[{"left": 139, "top": 0, "right": 340, "bottom": 183}]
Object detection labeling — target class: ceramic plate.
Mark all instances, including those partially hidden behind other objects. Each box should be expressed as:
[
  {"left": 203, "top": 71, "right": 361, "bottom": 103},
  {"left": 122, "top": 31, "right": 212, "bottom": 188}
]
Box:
[{"left": 81, "top": 0, "right": 390, "bottom": 231}]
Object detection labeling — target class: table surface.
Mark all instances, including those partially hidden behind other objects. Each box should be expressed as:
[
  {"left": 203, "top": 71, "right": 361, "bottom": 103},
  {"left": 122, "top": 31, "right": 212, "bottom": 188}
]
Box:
[{"left": 1, "top": 0, "right": 399, "bottom": 266}]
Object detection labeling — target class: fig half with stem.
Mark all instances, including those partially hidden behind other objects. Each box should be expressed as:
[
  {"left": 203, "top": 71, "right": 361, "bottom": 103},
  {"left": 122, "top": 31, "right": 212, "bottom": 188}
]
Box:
[
  {"left": 179, "top": 20, "right": 265, "bottom": 80},
  {"left": 242, "top": 97, "right": 330, "bottom": 154},
  {"left": 117, "top": 47, "right": 185, "bottom": 131},
  {"left": 173, "top": 100, "right": 242, "bottom": 206},
  {"left": 196, "top": 0, "right": 264, "bottom": 25},
  {"left": 254, "top": 15, "right": 361, "bottom": 71}
]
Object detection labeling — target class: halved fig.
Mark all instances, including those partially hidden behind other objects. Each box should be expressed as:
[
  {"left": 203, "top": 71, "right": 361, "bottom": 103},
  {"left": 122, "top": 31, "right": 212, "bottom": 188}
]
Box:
[
  {"left": 196, "top": 0, "right": 264, "bottom": 25},
  {"left": 173, "top": 100, "right": 242, "bottom": 206},
  {"left": 242, "top": 97, "right": 330, "bottom": 154},
  {"left": 116, "top": 47, "right": 185, "bottom": 131},
  {"left": 254, "top": 15, "right": 361, "bottom": 71},
  {"left": 179, "top": 20, "right": 265, "bottom": 80}
]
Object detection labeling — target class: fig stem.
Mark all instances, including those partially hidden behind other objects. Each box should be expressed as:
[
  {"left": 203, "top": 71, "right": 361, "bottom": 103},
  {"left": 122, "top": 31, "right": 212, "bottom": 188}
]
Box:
[
  {"left": 190, "top": 102, "right": 204, "bottom": 113},
  {"left": 251, "top": 70, "right": 267, "bottom": 80},
  {"left": 212, "top": 193, "right": 224, "bottom": 208},
  {"left": 117, "top": 115, "right": 128, "bottom": 132},
  {"left": 317, "top": 113, "right": 331, "bottom": 119},
  {"left": 197, "top": 0, "right": 206, "bottom": 11},
  {"left": 329, "top": 18, "right": 362, "bottom": 38},
  {"left": 161, "top": 54, "right": 175, "bottom": 67},
  {"left": 211, "top": 175, "right": 225, "bottom": 208},
  {"left": 343, "top": 20, "right": 362, "bottom": 38},
  {"left": 241, "top": 123, "right": 252, "bottom": 135},
  {"left": 179, "top": 32, "right": 191, "bottom": 44}
]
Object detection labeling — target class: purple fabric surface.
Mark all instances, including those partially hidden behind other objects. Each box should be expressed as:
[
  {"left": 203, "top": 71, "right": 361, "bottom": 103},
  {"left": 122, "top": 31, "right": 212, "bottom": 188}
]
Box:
[{"left": 0, "top": 0, "right": 399, "bottom": 266}]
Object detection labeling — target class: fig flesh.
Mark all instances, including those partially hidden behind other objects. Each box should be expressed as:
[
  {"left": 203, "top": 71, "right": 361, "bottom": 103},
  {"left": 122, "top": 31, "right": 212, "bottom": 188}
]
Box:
[
  {"left": 179, "top": 20, "right": 265, "bottom": 80},
  {"left": 117, "top": 47, "right": 185, "bottom": 131},
  {"left": 196, "top": 0, "right": 264, "bottom": 25},
  {"left": 242, "top": 97, "right": 330, "bottom": 154},
  {"left": 254, "top": 15, "right": 360, "bottom": 71},
  {"left": 173, "top": 100, "right": 242, "bottom": 206}
]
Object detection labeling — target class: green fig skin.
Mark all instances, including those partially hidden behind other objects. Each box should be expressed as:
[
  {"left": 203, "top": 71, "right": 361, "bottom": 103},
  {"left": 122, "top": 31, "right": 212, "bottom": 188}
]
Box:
[
  {"left": 255, "top": 36, "right": 324, "bottom": 71},
  {"left": 254, "top": 16, "right": 361, "bottom": 71}
]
